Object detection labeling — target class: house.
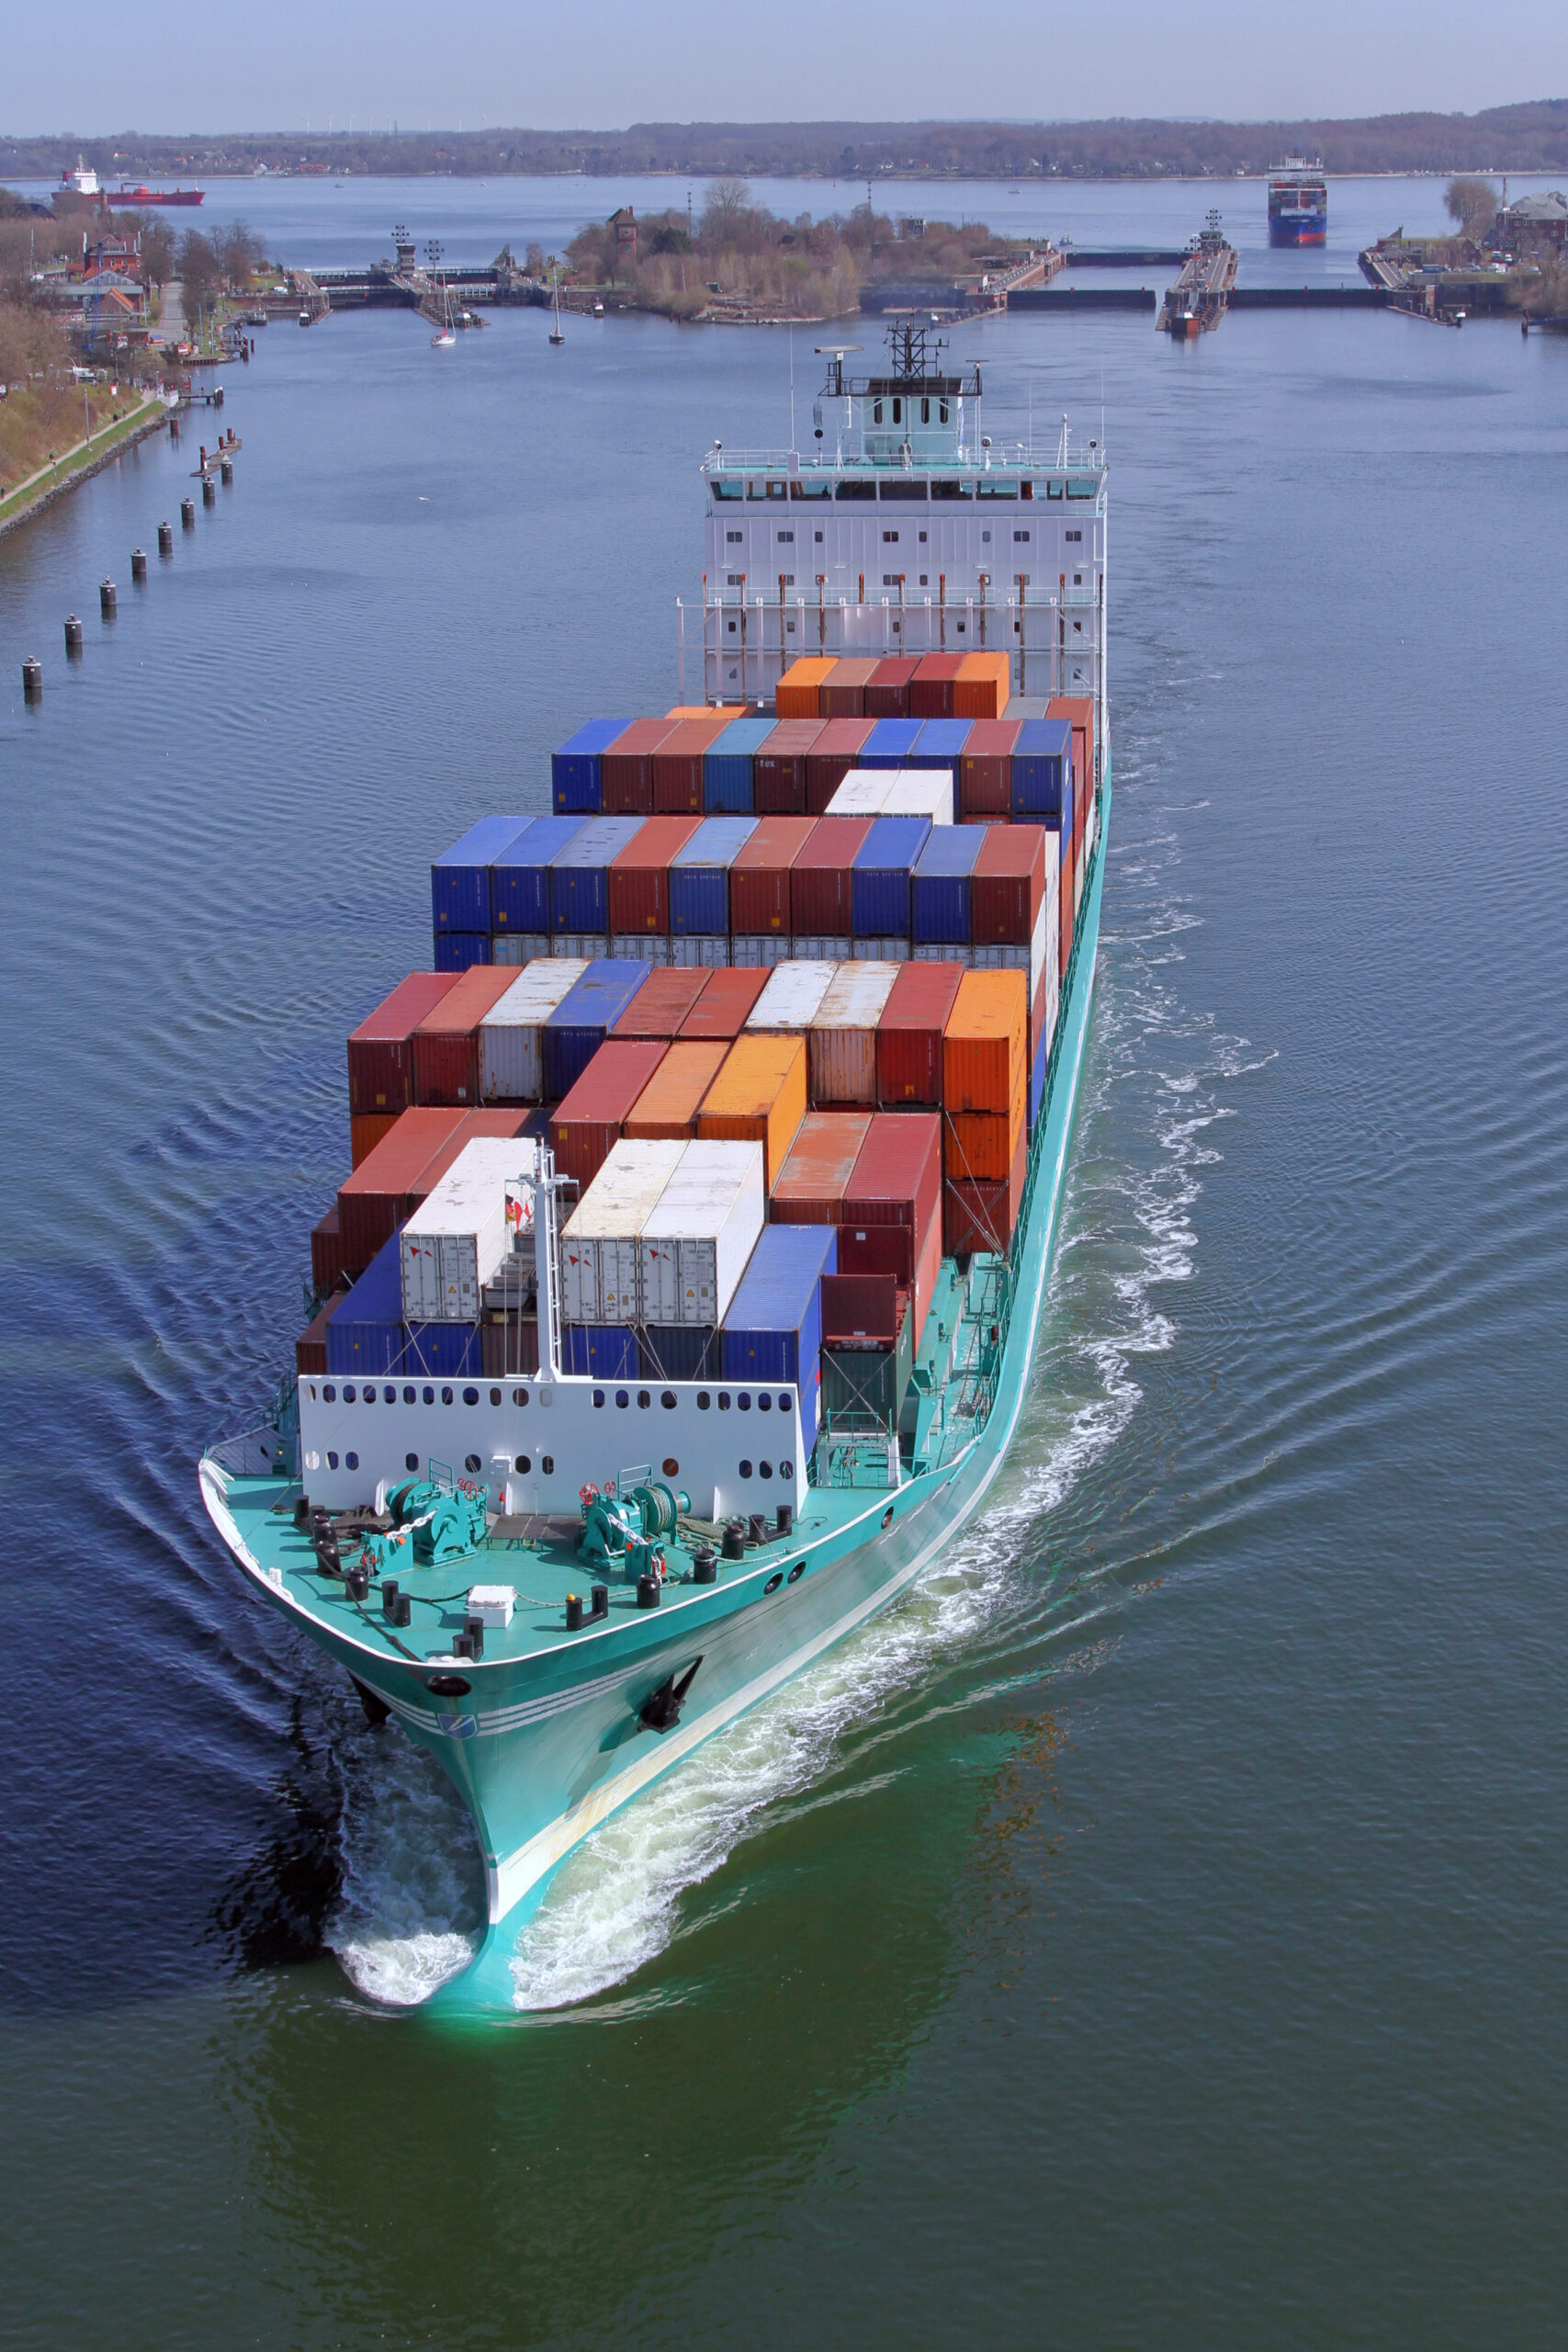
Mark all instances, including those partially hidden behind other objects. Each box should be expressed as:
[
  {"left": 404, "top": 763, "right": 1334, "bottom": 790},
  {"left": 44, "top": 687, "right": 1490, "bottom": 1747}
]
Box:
[
  {"left": 1495, "top": 190, "right": 1568, "bottom": 251},
  {"left": 608, "top": 206, "right": 637, "bottom": 267}
]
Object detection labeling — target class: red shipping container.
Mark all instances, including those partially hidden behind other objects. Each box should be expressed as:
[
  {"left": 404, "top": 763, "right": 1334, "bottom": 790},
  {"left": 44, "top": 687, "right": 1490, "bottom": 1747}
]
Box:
[
  {"left": 790, "top": 815, "right": 873, "bottom": 937},
  {"left": 820, "top": 657, "right": 879, "bottom": 718},
  {"left": 338, "top": 1106, "right": 527, "bottom": 1272},
  {"left": 806, "top": 717, "right": 875, "bottom": 814},
  {"left": 1047, "top": 695, "right": 1094, "bottom": 813},
  {"left": 944, "top": 1122, "right": 1027, "bottom": 1258},
  {"left": 550, "top": 1040, "right": 670, "bottom": 1191},
  {"left": 908, "top": 651, "right": 965, "bottom": 719},
  {"left": 607, "top": 815, "right": 701, "bottom": 936},
  {"left": 310, "top": 1204, "right": 344, "bottom": 1294},
  {"left": 412, "top": 965, "right": 520, "bottom": 1106},
  {"left": 677, "top": 965, "right": 771, "bottom": 1038},
  {"left": 958, "top": 719, "right": 1021, "bottom": 822},
  {"left": 347, "top": 971, "right": 461, "bottom": 1117},
  {"left": 838, "top": 1216, "right": 941, "bottom": 1337},
  {"left": 729, "top": 816, "right": 816, "bottom": 936},
  {"left": 601, "top": 718, "right": 678, "bottom": 816},
  {"left": 972, "top": 824, "right": 1046, "bottom": 946},
  {"left": 876, "top": 961, "right": 964, "bottom": 1107},
  {"left": 864, "top": 657, "right": 919, "bottom": 718},
  {"left": 1058, "top": 830, "right": 1077, "bottom": 981},
  {"left": 752, "top": 718, "right": 823, "bottom": 816},
  {"left": 611, "top": 965, "right": 709, "bottom": 1038},
  {"left": 911, "top": 1215, "right": 942, "bottom": 1340},
  {"left": 843, "top": 1111, "right": 942, "bottom": 1258},
  {"left": 652, "top": 716, "right": 731, "bottom": 815},
  {"left": 296, "top": 1291, "right": 340, "bottom": 1376},
  {"left": 770, "top": 1110, "right": 871, "bottom": 1226},
  {"left": 821, "top": 1272, "right": 898, "bottom": 1347}
]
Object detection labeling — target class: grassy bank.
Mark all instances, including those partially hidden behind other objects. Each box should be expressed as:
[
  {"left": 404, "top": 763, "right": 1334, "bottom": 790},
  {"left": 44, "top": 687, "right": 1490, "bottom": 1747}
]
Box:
[{"left": 0, "top": 393, "right": 168, "bottom": 535}]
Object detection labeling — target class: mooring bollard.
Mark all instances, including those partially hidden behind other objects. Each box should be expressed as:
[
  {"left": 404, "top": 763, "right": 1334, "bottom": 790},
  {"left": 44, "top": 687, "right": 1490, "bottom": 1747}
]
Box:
[
  {"left": 181, "top": 498, "right": 196, "bottom": 528},
  {"left": 131, "top": 548, "right": 148, "bottom": 581},
  {"left": 201, "top": 476, "right": 216, "bottom": 507},
  {"left": 158, "top": 520, "right": 174, "bottom": 555},
  {"left": 22, "top": 658, "right": 42, "bottom": 700},
  {"left": 100, "top": 579, "right": 117, "bottom": 617},
  {"left": 64, "top": 615, "right": 84, "bottom": 656},
  {"left": 220, "top": 458, "right": 232, "bottom": 485}
]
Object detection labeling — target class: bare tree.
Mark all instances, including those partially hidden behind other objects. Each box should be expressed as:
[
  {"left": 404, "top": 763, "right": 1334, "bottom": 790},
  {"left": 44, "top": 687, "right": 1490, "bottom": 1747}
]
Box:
[
  {"left": 1445, "top": 175, "right": 1498, "bottom": 242},
  {"left": 700, "top": 175, "right": 752, "bottom": 245}
]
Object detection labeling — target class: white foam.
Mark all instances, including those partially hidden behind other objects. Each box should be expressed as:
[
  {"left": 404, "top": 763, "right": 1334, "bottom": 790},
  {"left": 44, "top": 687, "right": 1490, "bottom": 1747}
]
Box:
[{"left": 326, "top": 1719, "right": 483, "bottom": 2006}]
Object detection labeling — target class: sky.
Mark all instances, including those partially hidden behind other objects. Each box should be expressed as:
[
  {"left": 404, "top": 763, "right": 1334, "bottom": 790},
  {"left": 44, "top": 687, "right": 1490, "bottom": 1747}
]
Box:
[{"left": 7, "top": 0, "right": 1566, "bottom": 135}]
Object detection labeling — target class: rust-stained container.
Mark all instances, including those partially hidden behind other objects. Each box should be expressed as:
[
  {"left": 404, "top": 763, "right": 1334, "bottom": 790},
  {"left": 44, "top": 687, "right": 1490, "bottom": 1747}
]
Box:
[
  {"left": 350, "top": 1112, "right": 399, "bottom": 1169},
  {"left": 696, "top": 1032, "right": 807, "bottom": 1190},
  {"left": 806, "top": 717, "right": 875, "bottom": 813},
  {"left": 623, "top": 1039, "right": 729, "bottom": 1139},
  {"left": 942, "top": 969, "right": 1028, "bottom": 1114},
  {"left": 908, "top": 651, "right": 966, "bottom": 719},
  {"left": 752, "top": 718, "right": 823, "bottom": 815},
  {"left": 972, "top": 823, "right": 1045, "bottom": 945},
  {"left": 652, "top": 715, "right": 732, "bottom": 815},
  {"left": 607, "top": 815, "right": 701, "bottom": 936},
  {"left": 790, "top": 815, "right": 873, "bottom": 938},
  {"left": 411, "top": 964, "right": 520, "bottom": 1107},
  {"left": 550, "top": 1040, "right": 669, "bottom": 1191},
  {"left": 944, "top": 1121, "right": 1028, "bottom": 1257},
  {"left": 310, "top": 1204, "right": 344, "bottom": 1295},
  {"left": 678, "top": 964, "right": 771, "bottom": 1038},
  {"left": 769, "top": 1110, "right": 872, "bottom": 1226},
  {"left": 611, "top": 965, "right": 710, "bottom": 1038},
  {"left": 347, "top": 970, "right": 462, "bottom": 1117},
  {"left": 864, "top": 657, "right": 919, "bottom": 718},
  {"left": 876, "top": 960, "right": 964, "bottom": 1106},
  {"left": 809, "top": 961, "right": 900, "bottom": 1105},
  {"left": 774, "top": 655, "right": 835, "bottom": 719},
  {"left": 842, "top": 1111, "right": 942, "bottom": 1257},
  {"left": 820, "top": 657, "right": 879, "bottom": 718},
  {"left": 601, "top": 718, "right": 678, "bottom": 816},
  {"left": 959, "top": 719, "right": 1021, "bottom": 821},
  {"left": 337, "top": 1106, "right": 527, "bottom": 1272},
  {"left": 953, "top": 651, "right": 1011, "bottom": 721},
  {"left": 728, "top": 815, "right": 816, "bottom": 936}
]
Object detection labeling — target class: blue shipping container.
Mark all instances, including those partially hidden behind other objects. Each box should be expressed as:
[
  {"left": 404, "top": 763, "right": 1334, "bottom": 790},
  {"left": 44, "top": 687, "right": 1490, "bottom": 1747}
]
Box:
[
  {"left": 669, "top": 817, "right": 758, "bottom": 934},
  {"left": 552, "top": 718, "right": 633, "bottom": 817},
  {"left": 638, "top": 1325, "right": 717, "bottom": 1383},
  {"left": 860, "top": 718, "right": 923, "bottom": 769},
  {"left": 432, "top": 815, "right": 531, "bottom": 935},
  {"left": 911, "top": 823, "right": 983, "bottom": 945},
  {"left": 704, "top": 715, "right": 774, "bottom": 813},
  {"left": 403, "top": 1321, "right": 483, "bottom": 1379},
  {"left": 908, "top": 718, "right": 973, "bottom": 772},
  {"left": 563, "top": 1325, "right": 638, "bottom": 1380},
  {"left": 1011, "top": 718, "right": 1074, "bottom": 819},
  {"left": 850, "top": 815, "right": 932, "bottom": 938},
  {"left": 1029, "top": 1018, "right": 1050, "bottom": 1131},
  {"left": 326, "top": 1231, "right": 406, "bottom": 1377},
  {"left": 434, "top": 932, "right": 491, "bottom": 974},
  {"left": 547, "top": 816, "right": 643, "bottom": 935},
  {"left": 544, "top": 958, "right": 654, "bottom": 1098},
  {"left": 491, "top": 815, "right": 585, "bottom": 935},
  {"left": 720, "top": 1223, "right": 837, "bottom": 1448}
]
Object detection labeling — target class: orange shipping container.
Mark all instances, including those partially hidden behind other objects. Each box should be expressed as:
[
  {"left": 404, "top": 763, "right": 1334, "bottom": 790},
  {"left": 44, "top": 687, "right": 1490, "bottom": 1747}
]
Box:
[
  {"left": 820, "top": 657, "right": 879, "bottom": 718},
  {"left": 774, "top": 656, "right": 835, "bottom": 720},
  {"left": 696, "top": 1031, "right": 808, "bottom": 1190},
  {"left": 350, "top": 1112, "right": 399, "bottom": 1169},
  {"left": 623, "top": 1039, "right": 729, "bottom": 1139},
  {"left": 770, "top": 1110, "right": 872, "bottom": 1225},
  {"left": 944, "top": 1122, "right": 1028, "bottom": 1256},
  {"left": 943, "top": 1079, "right": 1027, "bottom": 1182},
  {"left": 953, "top": 651, "right": 1010, "bottom": 721},
  {"left": 942, "top": 968, "right": 1028, "bottom": 1115}
]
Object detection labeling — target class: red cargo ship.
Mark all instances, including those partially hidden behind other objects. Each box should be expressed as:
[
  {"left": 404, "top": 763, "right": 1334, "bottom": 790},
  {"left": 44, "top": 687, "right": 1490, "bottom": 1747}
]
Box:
[{"left": 113, "top": 181, "right": 205, "bottom": 207}]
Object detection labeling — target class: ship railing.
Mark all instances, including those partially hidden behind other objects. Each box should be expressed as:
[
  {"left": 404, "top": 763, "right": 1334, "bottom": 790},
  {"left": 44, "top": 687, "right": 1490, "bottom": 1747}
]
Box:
[
  {"left": 700, "top": 436, "right": 1107, "bottom": 477},
  {"left": 813, "top": 1417, "right": 900, "bottom": 1490}
]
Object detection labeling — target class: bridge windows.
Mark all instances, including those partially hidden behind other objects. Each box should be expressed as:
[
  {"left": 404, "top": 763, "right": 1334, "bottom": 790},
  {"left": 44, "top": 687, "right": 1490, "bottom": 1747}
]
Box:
[
  {"left": 726, "top": 529, "right": 742, "bottom": 542},
  {"left": 882, "top": 529, "right": 899, "bottom": 543},
  {"left": 835, "top": 481, "right": 875, "bottom": 501},
  {"left": 1065, "top": 529, "right": 1083, "bottom": 542},
  {"left": 931, "top": 481, "right": 973, "bottom": 500},
  {"left": 776, "top": 529, "right": 795, "bottom": 542},
  {"left": 711, "top": 479, "right": 742, "bottom": 501},
  {"left": 1013, "top": 529, "right": 1031, "bottom": 542}
]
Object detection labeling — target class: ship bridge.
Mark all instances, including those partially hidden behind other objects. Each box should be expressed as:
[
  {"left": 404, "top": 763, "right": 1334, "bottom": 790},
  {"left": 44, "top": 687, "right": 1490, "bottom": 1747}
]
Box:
[{"left": 691, "top": 318, "right": 1106, "bottom": 707}]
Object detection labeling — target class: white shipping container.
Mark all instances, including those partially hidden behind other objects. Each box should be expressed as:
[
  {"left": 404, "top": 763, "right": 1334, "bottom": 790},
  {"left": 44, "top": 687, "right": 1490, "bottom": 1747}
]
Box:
[
  {"left": 851, "top": 937, "right": 909, "bottom": 962},
  {"left": 1030, "top": 880, "right": 1059, "bottom": 1007},
  {"left": 639, "top": 1140, "right": 765, "bottom": 1326},
  {"left": 400, "top": 1138, "right": 546, "bottom": 1323},
  {"left": 808, "top": 962, "right": 899, "bottom": 1106},
  {"left": 479, "top": 960, "right": 587, "bottom": 1102},
  {"left": 669, "top": 935, "right": 731, "bottom": 968},
  {"left": 491, "top": 932, "right": 553, "bottom": 967},
  {"left": 792, "top": 935, "right": 851, "bottom": 961},
  {"left": 559, "top": 1137, "right": 685, "bottom": 1323},
  {"left": 824, "top": 769, "right": 895, "bottom": 818},
  {"left": 609, "top": 933, "right": 671, "bottom": 966},
  {"left": 553, "top": 933, "right": 610, "bottom": 960},
  {"left": 730, "top": 934, "right": 795, "bottom": 968},
  {"left": 884, "top": 770, "right": 953, "bottom": 825},
  {"left": 747, "top": 958, "right": 839, "bottom": 1033},
  {"left": 912, "top": 942, "right": 973, "bottom": 967}
]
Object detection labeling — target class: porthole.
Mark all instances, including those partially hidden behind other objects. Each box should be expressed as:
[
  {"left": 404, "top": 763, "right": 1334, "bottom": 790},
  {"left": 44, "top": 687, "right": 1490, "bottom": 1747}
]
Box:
[
  {"left": 426, "top": 1673, "right": 471, "bottom": 1698},
  {"left": 881, "top": 1507, "right": 895, "bottom": 1529},
  {"left": 305, "top": 1450, "right": 320, "bottom": 1470},
  {"left": 405, "top": 1452, "right": 419, "bottom": 1472},
  {"left": 759, "top": 1460, "right": 773, "bottom": 1479},
  {"left": 697, "top": 1391, "right": 711, "bottom": 1410},
  {"left": 465, "top": 1453, "right": 481, "bottom": 1474},
  {"left": 463, "top": 1387, "right": 479, "bottom": 1407},
  {"left": 403, "top": 1385, "right": 416, "bottom": 1404},
  {"left": 490, "top": 1387, "right": 502, "bottom": 1407},
  {"left": 327, "top": 1451, "right": 339, "bottom": 1469},
  {"left": 441, "top": 1386, "right": 454, "bottom": 1406},
  {"left": 662, "top": 1456, "right": 679, "bottom": 1477},
  {"left": 515, "top": 1453, "right": 531, "bottom": 1474},
  {"left": 757, "top": 1393, "right": 772, "bottom": 1413},
  {"left": 780, "top": 1461, "right": 794, "bottom": 1481},
  {"left": 541, "top": 1454, "right": 554, "bottom": 1475},
  {"left": 361, "top": 1388, "right": 373, "bottom": 1405},
  {"left": 739, "top": 1459, "right": 753, "bottom": 1478},
  {"left": 383, "top": 1385, "right": 396, "bottom": 1404},
  {"left": 592, "top": 1388, "right": 605, "bottom": 1408},
  {"left": 738, "top": 1392, "right": 751, "bottom": 1412},
  {"left": 345, "top": 1451, "right": 359, "bottom": 1471},
  {"left": 787, "top": 1563, "right": 804, "bottom": 1584},
  {"left": 344, "top": 1385, "right": 356, "bottom": 1403},
  {"left": 661, "top": 1390, "right": 677, "bottom": 1410},
  {"left": 513, "top": 1387, "right": 528, "bottom": 1408},
  {"left": 763, "top": 1571, "right": 784, "bottom": 1594},
  {"left": 615, "top": 1389, "right": 629, "bottom": 1409},
  {"left": 637, "top": 1390, "right": 650, "bottom": 1410},
  {"left": 717, "top": 1392, "right": 731, "bottom": 1411},
  {"left": 423, "top": 1386, "right": 435, "bottom": 1405},
  {"left": 778, "top": 1392, "right": 793, "bottom": 1412},
  {"left": 323, "top": 1385, "right": 336, "bottom": 1403}
]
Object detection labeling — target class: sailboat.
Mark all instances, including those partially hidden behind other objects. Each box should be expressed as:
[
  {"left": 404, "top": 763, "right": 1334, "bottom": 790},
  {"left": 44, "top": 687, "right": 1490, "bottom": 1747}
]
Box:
[
  {"left": 549, "top": 275, "right": 565, "bottom": 345},
  {"left": 431, "top": 272, "right": 457, "bottom": 348}
]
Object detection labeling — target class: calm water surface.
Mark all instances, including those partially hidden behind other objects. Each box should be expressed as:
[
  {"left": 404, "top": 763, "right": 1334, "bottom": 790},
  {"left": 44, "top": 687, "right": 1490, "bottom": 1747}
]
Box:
[{"left": 2, "top": 189, "right": 1566, "bottom": 2347}]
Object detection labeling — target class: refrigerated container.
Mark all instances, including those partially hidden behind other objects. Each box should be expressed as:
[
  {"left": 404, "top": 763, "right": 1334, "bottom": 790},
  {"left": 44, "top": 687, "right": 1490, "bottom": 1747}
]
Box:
[
  {"left": 884, "top": 769, "right": 954, "bottom": 826},
  {"left": 639, "top": 1138, "right": 766, "bottom": 1326},
  {"left": 400, "top": 1136, "right": 545, "bottom": 1323},
  {"left": 338, "top": 1109, "right": 533, "bottom": 1272},
  {"left": 558, "top": 1136, "right": 685, "bottom": 1324},
  {"left": 824, "top": 768, "right": 895, "bottom": 819},
  {"left": 730, "top": 936, "right": 795, "bottom": 967},
  {"left": 478, "top": 959, "right": 588, "bottom": 1102}
]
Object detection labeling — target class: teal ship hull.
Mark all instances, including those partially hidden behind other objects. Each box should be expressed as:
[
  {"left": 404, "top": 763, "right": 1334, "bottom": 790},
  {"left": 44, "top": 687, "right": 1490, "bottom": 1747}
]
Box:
[{"left": 200, "top": 774, "right": 1109, "bottom": 2012}]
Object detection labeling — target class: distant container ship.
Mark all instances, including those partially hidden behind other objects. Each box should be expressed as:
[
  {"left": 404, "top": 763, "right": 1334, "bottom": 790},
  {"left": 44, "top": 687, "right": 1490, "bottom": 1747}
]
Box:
[
  {"left": 57, "top": 160, "right": 204, "bottom": 206},
  {"left": 1268, "top": 161, "right": 1326, "bottom": 247}
]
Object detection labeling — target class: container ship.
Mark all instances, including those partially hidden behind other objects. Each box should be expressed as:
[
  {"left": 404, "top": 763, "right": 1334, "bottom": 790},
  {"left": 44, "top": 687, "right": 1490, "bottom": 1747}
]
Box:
[
  {"left": 198, "top": 323, "right": 1110, "bottom": 2010},
  {"left": 1268, "top": 161, "right": 1327, "bottom": 247}
]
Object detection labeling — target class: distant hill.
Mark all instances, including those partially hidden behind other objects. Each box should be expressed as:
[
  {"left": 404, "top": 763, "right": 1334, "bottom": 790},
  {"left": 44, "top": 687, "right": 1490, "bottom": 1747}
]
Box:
[{"left": 5, "top": 102, "right": 1567, "bottom": 184}]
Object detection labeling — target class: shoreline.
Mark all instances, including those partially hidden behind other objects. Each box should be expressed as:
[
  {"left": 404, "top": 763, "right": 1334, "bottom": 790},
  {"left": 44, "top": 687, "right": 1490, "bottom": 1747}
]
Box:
[{"left": 0, "top": 397, "right": 171, "bottom": 541}]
